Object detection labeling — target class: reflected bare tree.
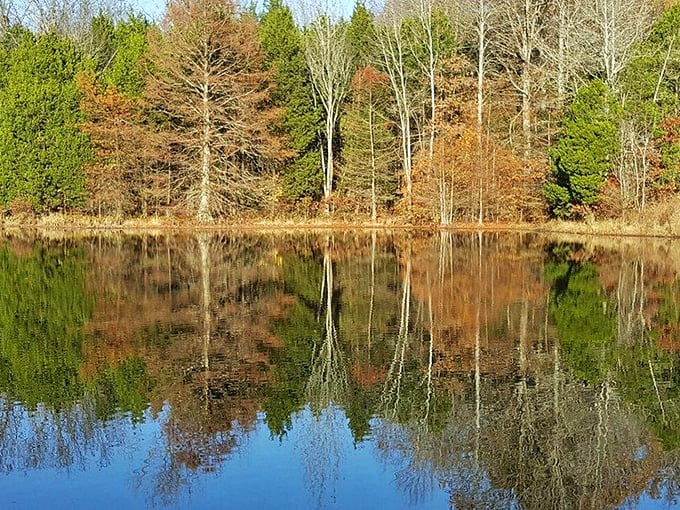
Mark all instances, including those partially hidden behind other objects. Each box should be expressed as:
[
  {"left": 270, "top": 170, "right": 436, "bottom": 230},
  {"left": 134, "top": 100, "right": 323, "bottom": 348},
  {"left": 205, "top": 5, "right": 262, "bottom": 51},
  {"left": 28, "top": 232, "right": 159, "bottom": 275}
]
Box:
[
  {"left": 300, "top": 237, "right": 349, "bottom": 508},
  {"left": 0, "top": 395, "right": 127, "bottom": 473},
  {"left": 134, "top": 233, "right": 284, "bottom": 505},
  {"left": 299, "top": 405, "right": 346, "bottom": 509},
  {"left": 381, "top": 243, "right": 412, "bottom": 420},
  {"left": 306, "top": 238, "right": 348, "bottom": 413}
]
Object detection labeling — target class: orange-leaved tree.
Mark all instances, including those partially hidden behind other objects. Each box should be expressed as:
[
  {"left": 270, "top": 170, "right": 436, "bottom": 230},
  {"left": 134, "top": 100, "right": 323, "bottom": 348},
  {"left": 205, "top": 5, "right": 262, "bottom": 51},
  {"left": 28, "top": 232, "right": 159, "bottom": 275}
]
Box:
[
  {"left": 79, "top": 71, "right": 168, "bottom": 217},
  {"left": 412, "top": 56, "right": 531, "bottom": 224}
]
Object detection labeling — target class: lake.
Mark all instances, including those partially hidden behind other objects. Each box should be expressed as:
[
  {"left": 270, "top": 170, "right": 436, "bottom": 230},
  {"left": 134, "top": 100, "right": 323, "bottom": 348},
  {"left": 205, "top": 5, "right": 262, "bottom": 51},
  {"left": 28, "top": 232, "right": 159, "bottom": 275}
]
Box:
[{"left": 1, "top": 230, "right": 679, "bottom": 509}]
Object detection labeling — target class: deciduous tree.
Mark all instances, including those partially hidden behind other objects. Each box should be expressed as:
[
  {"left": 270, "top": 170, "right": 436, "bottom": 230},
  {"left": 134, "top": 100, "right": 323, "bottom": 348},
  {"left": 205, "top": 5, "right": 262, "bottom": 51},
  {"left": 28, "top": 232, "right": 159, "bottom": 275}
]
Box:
[
  {"left": 147, "top": 0, "right": 284, "bottom": 222},
  {"left": 304, "top": 13, "right": 353, "bottom": 205},
  {"left": 618, "top": 3, "right": 680, "bottom": 210}
]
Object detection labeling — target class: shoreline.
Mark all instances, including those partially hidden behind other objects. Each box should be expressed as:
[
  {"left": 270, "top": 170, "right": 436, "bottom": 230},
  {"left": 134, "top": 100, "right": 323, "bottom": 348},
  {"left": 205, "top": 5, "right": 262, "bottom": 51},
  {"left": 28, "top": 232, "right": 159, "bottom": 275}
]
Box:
[{"left": 1, "top": 213, "right": 679, "bottom": 239}]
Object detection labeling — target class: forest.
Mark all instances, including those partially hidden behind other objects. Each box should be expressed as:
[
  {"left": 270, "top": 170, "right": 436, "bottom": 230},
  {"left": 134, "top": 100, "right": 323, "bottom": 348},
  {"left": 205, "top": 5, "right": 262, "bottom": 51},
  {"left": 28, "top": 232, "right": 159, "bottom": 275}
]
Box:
[{"left": 0, "top": 0, "right": 679, "bottom": 224}]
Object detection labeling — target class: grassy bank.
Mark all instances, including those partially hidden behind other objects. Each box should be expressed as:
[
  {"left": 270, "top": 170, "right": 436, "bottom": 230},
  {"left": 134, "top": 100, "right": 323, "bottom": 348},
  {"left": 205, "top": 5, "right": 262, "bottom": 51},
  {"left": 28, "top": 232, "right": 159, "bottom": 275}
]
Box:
[{"left": 2, "top": 201, "right": 680, "bottom": 238}]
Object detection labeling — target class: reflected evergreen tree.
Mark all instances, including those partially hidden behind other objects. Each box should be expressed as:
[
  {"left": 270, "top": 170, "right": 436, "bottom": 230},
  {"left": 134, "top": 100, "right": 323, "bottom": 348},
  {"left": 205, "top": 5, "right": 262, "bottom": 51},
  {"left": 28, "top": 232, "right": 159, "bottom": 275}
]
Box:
[
  {"left": 546, "top": 252, "right": 617, "bottom": 383},
  {"left": 0, "top": 243, "right": 93, "bottom": 408}
]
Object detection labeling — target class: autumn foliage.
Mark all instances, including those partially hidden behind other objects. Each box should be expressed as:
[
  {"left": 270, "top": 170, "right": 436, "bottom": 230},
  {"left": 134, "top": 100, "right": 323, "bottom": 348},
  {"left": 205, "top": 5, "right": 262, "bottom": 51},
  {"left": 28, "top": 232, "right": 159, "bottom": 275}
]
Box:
[{"left": 79, "top": 72, "right": 168, "bottom": 217}]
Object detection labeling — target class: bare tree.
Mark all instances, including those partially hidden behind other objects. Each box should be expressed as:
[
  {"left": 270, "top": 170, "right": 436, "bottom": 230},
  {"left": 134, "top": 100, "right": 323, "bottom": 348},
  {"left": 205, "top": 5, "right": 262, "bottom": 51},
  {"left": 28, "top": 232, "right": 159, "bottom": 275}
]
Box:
[
  {"left": 493, "top": 0, "right": 548, "bottom": 170},
  {"left": 22, "top": 0, "right": 127, "bottom": 45},
  {"left": 542, "top": 0, "right": 593, "bottom": 105},
  {"left": 0, "top": 0, "right": 17, "bottom": 33},
  {"left": 413, "top": 0, "right": 437, "bottom": 163},
  {"left": 444, "top": 0, "right": 493, "bottom": 223},
  {"left": 375, "top": 7, "right": 416, "bottom": 210},
  {"left": 409, "top": 0, "right": 459, "bottom": 225},
  {"left": 303, "top": 14, "right": 353, "bottom": 205},
  {"left": 585, "top": 0, "right": 654, "bottom": 89},
  {"left": 471, "top": 0, "right": 492, "bottom": 223}
]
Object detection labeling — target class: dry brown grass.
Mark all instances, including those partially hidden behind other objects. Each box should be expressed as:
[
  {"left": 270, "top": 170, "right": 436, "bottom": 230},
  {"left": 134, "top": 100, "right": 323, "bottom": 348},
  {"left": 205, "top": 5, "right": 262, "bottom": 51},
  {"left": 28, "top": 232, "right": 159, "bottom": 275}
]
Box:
[
  {"left": 1, "top": 197, "right": 680, "bottom": 238},
  {"left": 541, "top": 199, "right": 680, "bottom": 238}
]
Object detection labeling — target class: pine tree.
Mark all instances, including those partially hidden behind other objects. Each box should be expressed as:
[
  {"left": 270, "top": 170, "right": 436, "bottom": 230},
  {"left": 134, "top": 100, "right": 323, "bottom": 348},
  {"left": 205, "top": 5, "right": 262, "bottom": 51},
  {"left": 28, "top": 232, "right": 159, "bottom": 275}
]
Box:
[
  {"left": 339, "top": 66, "right": 398, "bottom": 220},
  {"left": 260, "top": 0, "right": 324, "bottom": 202},
  {"left": 347, "top": 1, "right": 376, "bottom": 70},
  {"left": 103, "top": 14, "right": 149, "bottom": 98},
  {"left": 546, "top": 79, "right": 622, "bottom": 217},
  {"left": 0, "top": 30, "right": 90, "bottom": 212}
]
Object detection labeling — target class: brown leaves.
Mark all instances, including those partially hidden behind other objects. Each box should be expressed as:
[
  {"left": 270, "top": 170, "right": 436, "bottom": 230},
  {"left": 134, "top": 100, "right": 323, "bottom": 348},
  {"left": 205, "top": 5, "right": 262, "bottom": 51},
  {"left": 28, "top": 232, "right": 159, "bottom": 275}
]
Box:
[
  {"left": 146, "top": 0, "right": 286, "bottom": 219},
  {"left": 78, "top": 71, "right": 168, "bottom": 217}
]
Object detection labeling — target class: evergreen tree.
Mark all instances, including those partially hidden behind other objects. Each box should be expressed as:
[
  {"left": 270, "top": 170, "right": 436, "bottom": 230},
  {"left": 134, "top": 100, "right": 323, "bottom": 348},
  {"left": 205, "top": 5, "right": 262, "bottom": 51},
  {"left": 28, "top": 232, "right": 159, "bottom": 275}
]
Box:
[
  {"left": 89, "top": 14, "right": 116, "bottom": 75},
  {"left": 103, "top": 14, "right": 149, "bottom": 98},
  {"left": 545, "top": 79, "right": 621, "bottom": 217},
  {"left": 339, "top": 66, "right": 398, "bottom": 220},
  {"left": 260, "top": 0, "right": 324, "bottom": 202},
  {"left": 347, "top": 1, "right": 376, "bottom": 70},
  {"left": 0, "top": 31, "right": 91, "bottom": 212}
]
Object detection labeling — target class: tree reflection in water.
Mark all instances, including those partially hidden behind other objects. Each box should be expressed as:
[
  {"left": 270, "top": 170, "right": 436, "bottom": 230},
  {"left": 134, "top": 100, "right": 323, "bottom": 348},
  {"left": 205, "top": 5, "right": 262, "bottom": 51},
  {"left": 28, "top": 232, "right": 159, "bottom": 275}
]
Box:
[
  {"left": 0, "top": 396, "right": 129, "bottom": 473},
  {"left": 1, "top": 233, "right": 680, "bottom": 508}
]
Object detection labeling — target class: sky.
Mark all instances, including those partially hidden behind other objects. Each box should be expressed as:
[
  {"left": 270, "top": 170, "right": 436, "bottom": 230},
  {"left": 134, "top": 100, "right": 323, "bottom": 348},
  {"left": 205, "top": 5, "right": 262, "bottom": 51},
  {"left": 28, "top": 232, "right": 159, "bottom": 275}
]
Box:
[{"left": 132, "top": 0, "right": 357, "bottom": 21}]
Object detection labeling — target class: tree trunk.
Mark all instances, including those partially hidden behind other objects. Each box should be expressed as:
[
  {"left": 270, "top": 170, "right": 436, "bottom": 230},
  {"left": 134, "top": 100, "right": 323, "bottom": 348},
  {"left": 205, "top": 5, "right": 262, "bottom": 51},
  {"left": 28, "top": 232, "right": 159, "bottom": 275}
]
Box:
[
  {"left": 198, "top": 70, "right": 213, "bottom": 223},
  {"left": 477, "top": 0, "right": 486, "bottom": 224},
  {"left": 368, "top": 93, "right": 377, "bottom": 223}
]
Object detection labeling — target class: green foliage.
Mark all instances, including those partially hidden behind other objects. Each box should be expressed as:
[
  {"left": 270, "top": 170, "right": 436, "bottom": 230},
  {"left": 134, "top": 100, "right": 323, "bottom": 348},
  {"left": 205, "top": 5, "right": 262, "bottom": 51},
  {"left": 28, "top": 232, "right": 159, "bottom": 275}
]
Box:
[
  {"left": 264, "top": 300, "right": 317, "bottom": 436},
  {"left": 103, "top": 15, "right": 150, "bottom": 97},
  {"left": 344, "top": 383, "right": 377, "bottom": 442},
  {"left": 280, "top": 252, "right": 324, "bottom": 305},
  {"left": 263, "top": 253, "right": 323, "bottom": 435},
  {"left": 260, "top": 0, "right": 324, "bottom": 201},
  {"left": 347, "top": 2, "right": 376, "bottom": 69},
  {"left": 0, "top": 31, "right": 91, "bottom": 212},
  {"left": 0, "top": 241, "right": 156, "bottom": 423},
  {"left": 90, "top": 14, "right": 116, "bottom": 74},
  {"left": 546, "top": 80, "right": 621, "bottom": 218},
  {"left": 547, "top": 246, "right": 680, "bottom": 450},
  {"left": 401, "top": 9, "right": 456, "bottom": 82},
  {"left": 621, "top": 4, "right": 680, "bottom": 187},
  {"left": 623, "top": 4, "right": 680, "bottom": 116},
  {"left": 430, "top": 8, "right": 457, "bottom": 60},
  {"left": 546, "top": 252, "right": 617, "bottom": 384},
  {"left": 614, "top": 342, "right": 680, "bottom": 450},
  {"left": 0, "top": 244, "right": 93, "bottom": 409},
  {"left": 91, "top": 357, "right": 154, "bottom": 422},
  {"left": 339, "top": 66, "right": 398, "bottom": 213}
]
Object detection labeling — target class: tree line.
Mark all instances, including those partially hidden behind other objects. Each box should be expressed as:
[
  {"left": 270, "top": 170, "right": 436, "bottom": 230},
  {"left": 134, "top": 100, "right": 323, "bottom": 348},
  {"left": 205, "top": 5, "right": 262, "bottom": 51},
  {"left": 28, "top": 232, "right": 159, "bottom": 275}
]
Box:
[{"left": 0, "top": 0, "right": 678, "bottom": 223}]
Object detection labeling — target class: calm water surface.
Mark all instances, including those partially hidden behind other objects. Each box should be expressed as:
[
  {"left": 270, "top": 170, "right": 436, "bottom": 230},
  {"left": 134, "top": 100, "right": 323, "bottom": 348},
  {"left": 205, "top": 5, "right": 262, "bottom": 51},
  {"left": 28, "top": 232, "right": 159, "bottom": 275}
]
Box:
[{"left": 1, "top": 231, "right": 680, "bottom": 509}]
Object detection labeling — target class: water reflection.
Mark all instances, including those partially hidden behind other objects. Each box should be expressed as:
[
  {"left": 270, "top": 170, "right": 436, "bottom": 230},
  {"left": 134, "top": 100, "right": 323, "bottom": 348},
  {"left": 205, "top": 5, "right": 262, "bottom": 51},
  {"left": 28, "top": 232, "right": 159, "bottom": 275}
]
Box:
[{"left": 0, "top": 232, "right": 679, "bottom": 508}]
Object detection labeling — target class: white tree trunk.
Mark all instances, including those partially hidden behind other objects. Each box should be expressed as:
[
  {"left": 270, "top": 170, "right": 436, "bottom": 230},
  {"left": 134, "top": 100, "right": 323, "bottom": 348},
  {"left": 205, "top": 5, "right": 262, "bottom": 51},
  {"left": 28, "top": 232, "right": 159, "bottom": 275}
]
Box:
[{"left": 198, "top": 65, "right": 213, "bottom": 223}]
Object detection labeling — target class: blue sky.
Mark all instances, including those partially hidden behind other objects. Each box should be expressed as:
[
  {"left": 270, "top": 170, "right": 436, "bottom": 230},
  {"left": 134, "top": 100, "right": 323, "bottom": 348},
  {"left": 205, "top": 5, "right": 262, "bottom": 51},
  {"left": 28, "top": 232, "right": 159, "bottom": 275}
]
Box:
[{"left": 132, "top": 0, "right": 357, "bottom": 21}]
